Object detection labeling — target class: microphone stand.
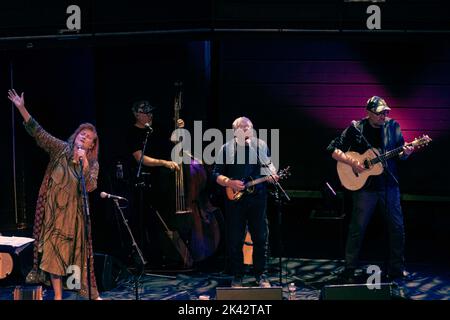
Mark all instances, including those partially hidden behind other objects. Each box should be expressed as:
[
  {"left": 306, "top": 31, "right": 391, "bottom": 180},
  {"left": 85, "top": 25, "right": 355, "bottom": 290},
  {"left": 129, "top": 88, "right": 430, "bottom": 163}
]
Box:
[
  {"left": 136, "top": 126, "right": 152, "bottom": 181},
  {"left": 111, "top": 199, "right": 146, "bottom": 300},
  {"left": 351, "top": 122, "right": 399, "bottom": 186},
  {"left": 78, "top": 158, "right": 92, "bottom": 300},
  {"left": 135, "top": 126, "right": 152, "bottom": 270},
  {"left": 250, "top": 140, "right": 291, "bottom": 287},
  {"left": 269, "top": 176, "right": 290, "bottom": 287}
]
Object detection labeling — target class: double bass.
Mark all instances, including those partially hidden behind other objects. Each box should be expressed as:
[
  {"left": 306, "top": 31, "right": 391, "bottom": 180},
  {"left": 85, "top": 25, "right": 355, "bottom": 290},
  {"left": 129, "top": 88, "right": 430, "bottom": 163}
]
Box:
[{"left": 172, "top": 82, "right": 221, "bottom": 262}]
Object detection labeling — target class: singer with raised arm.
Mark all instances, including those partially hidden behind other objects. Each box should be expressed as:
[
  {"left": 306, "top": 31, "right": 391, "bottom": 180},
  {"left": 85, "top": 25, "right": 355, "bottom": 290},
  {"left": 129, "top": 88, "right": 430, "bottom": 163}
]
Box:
[
  {"left": 212, "top": 116, "right": 278, "bottom": 288},
  {"left": 327, "top": 96, "right": 415, "bottom": 283},
  {"left": 7, "top": 89, "right": 101, "bottom": 300}
]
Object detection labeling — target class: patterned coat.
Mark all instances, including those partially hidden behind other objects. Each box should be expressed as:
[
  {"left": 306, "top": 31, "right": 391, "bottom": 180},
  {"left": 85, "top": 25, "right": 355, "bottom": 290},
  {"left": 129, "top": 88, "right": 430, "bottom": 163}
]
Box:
[{"left": 24, "top": 118, "right": 99, "bottom": 299}]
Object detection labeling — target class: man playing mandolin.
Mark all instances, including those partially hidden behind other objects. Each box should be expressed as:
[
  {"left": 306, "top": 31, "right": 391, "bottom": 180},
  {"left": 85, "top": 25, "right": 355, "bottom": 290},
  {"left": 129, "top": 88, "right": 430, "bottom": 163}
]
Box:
[
  {"left": 213, "top": 116, "right": 278, "bottom": 288},
  {"left": 327, "top": 96, "right": 416, "bottom": 282}
]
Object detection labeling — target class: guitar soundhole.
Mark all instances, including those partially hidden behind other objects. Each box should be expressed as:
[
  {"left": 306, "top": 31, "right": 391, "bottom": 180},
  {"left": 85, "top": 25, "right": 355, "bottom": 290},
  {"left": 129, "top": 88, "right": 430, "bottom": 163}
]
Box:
[{"left": 363, "top": 159, "right": 370, "bottom": 169}]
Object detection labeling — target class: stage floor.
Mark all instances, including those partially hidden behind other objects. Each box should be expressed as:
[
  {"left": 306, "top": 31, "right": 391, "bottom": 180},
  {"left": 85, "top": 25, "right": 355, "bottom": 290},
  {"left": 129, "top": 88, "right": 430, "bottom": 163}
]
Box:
[{"left": 1, "top": 258, "right": 449, "bottom": 300}]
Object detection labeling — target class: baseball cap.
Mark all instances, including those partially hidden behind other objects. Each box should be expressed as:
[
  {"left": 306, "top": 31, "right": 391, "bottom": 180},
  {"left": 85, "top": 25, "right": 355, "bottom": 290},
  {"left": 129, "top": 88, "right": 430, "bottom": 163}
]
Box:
[
  {"left": 366, "top": 96, "right": 391, "bottom": 113},
  {"left": 132, "top": 100, "right": 156, "bottom": 114}
]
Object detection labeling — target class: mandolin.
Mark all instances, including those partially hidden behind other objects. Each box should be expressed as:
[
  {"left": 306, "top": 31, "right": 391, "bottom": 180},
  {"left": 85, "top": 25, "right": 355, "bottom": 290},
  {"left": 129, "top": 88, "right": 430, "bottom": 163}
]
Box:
[{"left": 225, "top": 167, "right": 290, "bottom": 201}]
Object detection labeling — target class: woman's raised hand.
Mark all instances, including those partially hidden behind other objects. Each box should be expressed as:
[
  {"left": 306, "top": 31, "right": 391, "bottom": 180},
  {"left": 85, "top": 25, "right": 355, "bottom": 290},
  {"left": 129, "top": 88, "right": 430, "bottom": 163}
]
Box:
[
  {"left": 8, "top": 89, "right": 25, "bottom": 109},
  {"left": 7, "top": 89, "right": 31, "bottom": 122}
]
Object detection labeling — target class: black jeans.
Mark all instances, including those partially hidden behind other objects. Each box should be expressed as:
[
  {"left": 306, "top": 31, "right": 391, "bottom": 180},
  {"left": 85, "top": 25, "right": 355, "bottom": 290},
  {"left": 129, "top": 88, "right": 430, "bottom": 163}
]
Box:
[
  {"left": 345, "top": 187, "right": 405, "bottom": 274},
  {"left": 225, "top": 192, "right": 269, "bottom": 277}
]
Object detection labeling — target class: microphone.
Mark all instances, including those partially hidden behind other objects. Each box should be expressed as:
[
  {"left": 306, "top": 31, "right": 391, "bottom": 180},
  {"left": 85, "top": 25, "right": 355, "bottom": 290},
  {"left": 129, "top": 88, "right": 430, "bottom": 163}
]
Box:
[
  {"left": 100, "top": 192, "right": 128, "bottom": 201},
  {"left": 73, "top": 145, "right": 84, "bottom": 164},
  {"left": 77, "top": 145, "right": 84, "bottom": 162},
  {"left": 351, "top": 120, "right": 363, "bottom": 135},
  {"left": 144, "top": 123, "right": 153, "bottom": 133}
]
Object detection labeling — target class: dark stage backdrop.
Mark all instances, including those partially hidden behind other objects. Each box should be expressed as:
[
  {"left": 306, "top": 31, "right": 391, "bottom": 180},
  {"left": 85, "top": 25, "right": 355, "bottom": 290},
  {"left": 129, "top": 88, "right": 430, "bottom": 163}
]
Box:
[
  {"left": 0, "top": 54, "right": 16, "bottom": 228},
  {"left": 1, "top": 34, "right": 449, "bottom": 265},
  {"left": 219, "top": 34, "right": 450, "bottom": 196},
  {"left": 0, "top": 41, "right": 212, "bottom": 262},
  {"left": 0, "top": 48, "right": 95, "bottom": 232},
  {"left": 93, "top": 41, "right": 211, "bottom": 258},
  {"left": 218, "top": 34, "right": 450, "bottom": 264}
]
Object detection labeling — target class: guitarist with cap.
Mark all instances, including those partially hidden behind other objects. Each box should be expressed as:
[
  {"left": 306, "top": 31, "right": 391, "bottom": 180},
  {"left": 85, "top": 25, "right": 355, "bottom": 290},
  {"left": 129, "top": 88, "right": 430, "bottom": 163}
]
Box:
[
  {"left": 213, "top": 116, "right": 279, "bottom": 288},
  {"left": 327, "top": 96, "right": 417, "bottom": 282}
]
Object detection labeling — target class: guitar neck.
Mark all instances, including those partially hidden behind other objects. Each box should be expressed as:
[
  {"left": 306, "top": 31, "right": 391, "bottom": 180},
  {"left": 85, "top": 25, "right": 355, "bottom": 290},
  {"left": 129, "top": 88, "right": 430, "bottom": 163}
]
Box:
[
  {"left": 370, "top": 142, "right": 412, "bottom": 165},
  {"left": 245, "top": 175, "right": 273, "bottom": 188}
]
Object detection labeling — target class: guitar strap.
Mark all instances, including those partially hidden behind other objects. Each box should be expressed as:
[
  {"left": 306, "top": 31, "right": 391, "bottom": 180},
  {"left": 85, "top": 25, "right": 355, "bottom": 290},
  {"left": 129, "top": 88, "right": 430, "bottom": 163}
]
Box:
[{"left": 226, "top": 138, "right": 272, "bottom": 178}]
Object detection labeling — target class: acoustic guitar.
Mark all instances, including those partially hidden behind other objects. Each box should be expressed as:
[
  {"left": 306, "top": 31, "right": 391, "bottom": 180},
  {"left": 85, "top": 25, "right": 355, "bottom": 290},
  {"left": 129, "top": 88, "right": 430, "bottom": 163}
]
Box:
[{"left": 337, "top": 135, "right": 431, "bottom": 191}]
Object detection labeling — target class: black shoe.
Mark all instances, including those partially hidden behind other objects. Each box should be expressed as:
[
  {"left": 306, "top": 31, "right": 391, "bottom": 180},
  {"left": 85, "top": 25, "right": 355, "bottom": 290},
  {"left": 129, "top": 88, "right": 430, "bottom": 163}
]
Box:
[
  {"left": 380, "top": 270, "right": 390, "bottom": 282},
  {"left": 231, "top": 276, "right": 243, "bottom": 288},
  {"left": 388, "top": 270, "right": 413, "bottom": 282}
]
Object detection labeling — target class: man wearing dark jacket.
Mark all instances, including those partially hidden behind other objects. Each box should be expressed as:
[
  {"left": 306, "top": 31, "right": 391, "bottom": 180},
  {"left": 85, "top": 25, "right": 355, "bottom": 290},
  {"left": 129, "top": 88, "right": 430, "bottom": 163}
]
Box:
[
  {"left": 213, "top": 116, "right": 278, "bottom": 288},
  {"left": 327, "top": 96, "right": 415, "bottom": 281}
]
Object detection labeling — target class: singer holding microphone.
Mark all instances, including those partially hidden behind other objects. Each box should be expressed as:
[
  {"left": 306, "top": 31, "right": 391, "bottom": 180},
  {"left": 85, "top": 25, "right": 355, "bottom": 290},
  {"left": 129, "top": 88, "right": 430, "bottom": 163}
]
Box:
[
  {"left": 8, "top": 89, "right": 101, "bottom": 300},
  {"left": 327, "top": 96, "right": 415, "bottom": 282}
]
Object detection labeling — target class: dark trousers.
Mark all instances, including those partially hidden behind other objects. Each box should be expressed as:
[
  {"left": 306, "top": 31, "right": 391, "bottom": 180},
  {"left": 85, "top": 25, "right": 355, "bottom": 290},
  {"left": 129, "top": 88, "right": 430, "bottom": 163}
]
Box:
[
  {"left": 225, "top": 193, "right": 269, "bottom": 277},
  {"left": 345, "top": 187, "right": 405, "bottom": 274}
]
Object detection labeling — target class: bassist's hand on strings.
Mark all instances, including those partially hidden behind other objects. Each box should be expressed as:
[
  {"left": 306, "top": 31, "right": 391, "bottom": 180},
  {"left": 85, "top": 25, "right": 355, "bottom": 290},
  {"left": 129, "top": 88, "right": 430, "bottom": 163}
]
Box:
[
  {"left": 162, "top": 160, "right": 180, "bottom": 171},
  {"left": 176, "top": 119, "right": 185, "bottom": 128},
  {"left": 170, "top": 119, "right": 185, "bottom": 143}
]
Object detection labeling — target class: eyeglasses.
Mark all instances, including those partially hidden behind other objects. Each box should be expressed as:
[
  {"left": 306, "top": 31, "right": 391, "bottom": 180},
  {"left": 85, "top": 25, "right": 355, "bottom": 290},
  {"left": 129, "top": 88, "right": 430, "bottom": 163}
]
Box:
[{"left": 369, "top": 110, "right": 389, "bottom": 117}]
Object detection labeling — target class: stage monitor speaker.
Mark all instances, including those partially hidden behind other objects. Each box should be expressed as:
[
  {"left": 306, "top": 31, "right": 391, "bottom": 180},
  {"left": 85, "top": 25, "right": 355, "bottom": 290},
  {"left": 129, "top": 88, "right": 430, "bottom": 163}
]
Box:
[
  {"left": 94, "top": 253, "right": 128, "bottom": 292},
  {"left": 216, "top": 287, "right": 283, "bottom": 300},
  {"left": 321, "top": 283, "right": 392, "bottom": 300}
]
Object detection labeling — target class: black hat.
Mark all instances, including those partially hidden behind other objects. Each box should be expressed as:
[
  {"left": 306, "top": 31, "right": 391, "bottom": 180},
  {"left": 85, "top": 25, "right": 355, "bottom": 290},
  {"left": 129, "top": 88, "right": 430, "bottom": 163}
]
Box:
[
  {"left": 366, "top": 96, "right": 391, "bottom": 113},
  {"left": 132, "top": 100, "right": 156, "bottom": 114}
]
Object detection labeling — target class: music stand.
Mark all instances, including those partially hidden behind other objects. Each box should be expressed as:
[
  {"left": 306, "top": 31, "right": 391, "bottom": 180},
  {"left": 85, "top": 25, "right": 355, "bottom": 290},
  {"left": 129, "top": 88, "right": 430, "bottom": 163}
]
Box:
[{"left": 0, "top": 236, "right": 34, "bottom": 283}]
